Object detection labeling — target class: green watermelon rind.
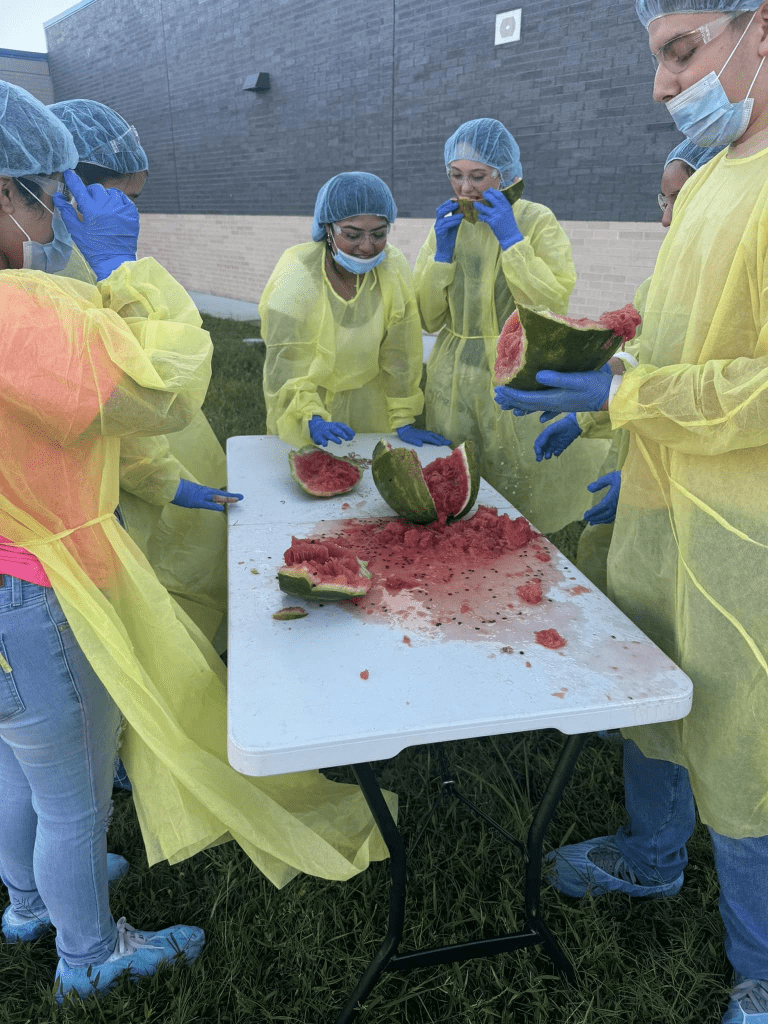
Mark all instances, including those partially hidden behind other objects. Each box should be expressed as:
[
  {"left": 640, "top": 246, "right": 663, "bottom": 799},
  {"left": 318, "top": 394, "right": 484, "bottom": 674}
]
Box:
[
  {"left": 288, "top": 445, "right": 363, "bottom": 497},
  {"left": 454, "top": 180, "right": 524, "bottom": 225},
  {"left": 371, "top": 440, "right": 480, "bottom": 525},
  {"left": 494, "top": 302, "right": 624, "bottom": 391},
  {"left": 277, "top": 559, "right": 372, "bottom": 602}
]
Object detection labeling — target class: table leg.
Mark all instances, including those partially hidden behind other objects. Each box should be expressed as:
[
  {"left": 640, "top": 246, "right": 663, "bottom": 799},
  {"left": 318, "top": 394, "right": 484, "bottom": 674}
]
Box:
[{"left": 334, "top": 762, "right": 407, "bottom": 1024}]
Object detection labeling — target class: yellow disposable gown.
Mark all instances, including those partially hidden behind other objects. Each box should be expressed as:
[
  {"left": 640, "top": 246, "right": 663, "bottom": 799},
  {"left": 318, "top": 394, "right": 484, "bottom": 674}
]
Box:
[
  {"left": 414, "top": 199, "right": 609, "bottom": 534},
  {"left": 607, "top": 148, "right": 768, "bottom": 838},
  {"left": 58, "top": 246, "right": 227, "bottom": 646},
  {"left": 0, "top": 261, "right": 393, "bottom": 886},
  {"left": 261, "top": 242, "right": 424, "bottom": 447},
  {"left": 575, "top": 277, "right": 651, "bottom": 593}
]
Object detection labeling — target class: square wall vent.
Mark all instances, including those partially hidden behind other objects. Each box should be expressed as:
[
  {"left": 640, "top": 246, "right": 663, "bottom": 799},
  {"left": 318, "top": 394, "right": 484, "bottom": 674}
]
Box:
[{"left": 495, "top": 9, "right": 522, "bottom": 45}]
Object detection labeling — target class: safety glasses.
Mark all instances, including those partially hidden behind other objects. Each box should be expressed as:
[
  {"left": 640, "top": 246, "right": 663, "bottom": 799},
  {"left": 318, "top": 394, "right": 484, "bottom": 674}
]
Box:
[
  {"left": 26, "top": 173, "right": 65, "bottom": 196},
  {"left": 651, "top": 13, "right": 735, "bottom": 72}
]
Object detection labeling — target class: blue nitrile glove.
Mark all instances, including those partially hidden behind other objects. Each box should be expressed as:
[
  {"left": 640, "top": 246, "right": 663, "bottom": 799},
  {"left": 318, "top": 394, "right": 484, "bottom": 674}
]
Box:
[
  {"left": 475, "top": 188, "right": 524, "bottom": 250},
  {"left": 583, "top": 471, "right": 621, "bottom": 526},
  {"left": 396, "top": 424, "right": 452, "bottom": 447},
  {"left": 309, "top": 415, "right": 355, "bottom": 446},
  {"left": 433, "top": 199, "right": 463, "bottom": 263},
  {"left": 171, "top": 479, "right": 244, "bottom": 512},
  {"left": 54, "top": 170, "right": 139, "bottom": 281},
  {"left": 533, "top": 413, "right": 582, "bottom": 462},
  {"left": 495, "top": 369, "right": 613, "bottom": 420}
]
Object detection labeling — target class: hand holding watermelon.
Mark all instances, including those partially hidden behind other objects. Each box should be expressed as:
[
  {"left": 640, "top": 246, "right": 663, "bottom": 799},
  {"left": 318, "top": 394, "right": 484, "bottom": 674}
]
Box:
[
  {"left": 475, "top": 189, "right": 523, "bottom": 250},
  {"left": 433, "top": 199, "right": 463, "bottom": 263},
  {"left": 495, "top": 368, "right": 613, "bottom": 418}
]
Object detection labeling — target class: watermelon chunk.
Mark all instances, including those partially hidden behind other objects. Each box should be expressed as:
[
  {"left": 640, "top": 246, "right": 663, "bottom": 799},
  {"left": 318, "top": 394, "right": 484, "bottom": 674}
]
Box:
[
  {"left": 371, "top": 440, "right": 480, "bottom": 525},
  {"left": 493, "top": 302, "right": 641, "bottom": 390},
  {"left": 453, "top": 180, "right": 524, "bottom": 225},
  {"left": 277, "top": 537, "right": 372, "bottom": 601},
  {"left": 288, "top": 446, "right": 363, "bottom": 497}
]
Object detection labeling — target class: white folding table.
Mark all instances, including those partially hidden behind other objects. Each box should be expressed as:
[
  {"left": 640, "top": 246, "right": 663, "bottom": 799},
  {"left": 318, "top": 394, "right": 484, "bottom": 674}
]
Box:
[{"left": 227, "top": 434, "right": 692, "bottom": 1022}]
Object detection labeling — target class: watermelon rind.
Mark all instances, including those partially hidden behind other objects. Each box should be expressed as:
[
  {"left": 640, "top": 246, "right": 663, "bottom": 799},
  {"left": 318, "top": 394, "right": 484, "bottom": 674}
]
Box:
[
  {"left": 454, "top": 180, "right": 523, "bottom": 225},
  {"left": 277, "top": 558, "right": 372, "bottom": 602},
  {"left": 288, "top": 445, "right": 363, "bottom": 497},
  {"left": 371, "top": 440, "right": 480, "bottom": 525},
  {"left": 494, "top": 302, "right": 625, "bottom": 391}
]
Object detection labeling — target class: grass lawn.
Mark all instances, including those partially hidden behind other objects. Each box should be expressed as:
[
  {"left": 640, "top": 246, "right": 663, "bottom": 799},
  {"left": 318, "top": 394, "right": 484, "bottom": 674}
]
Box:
[{"left": 2, "top": 317, "right": 726, "bottom": 1024}]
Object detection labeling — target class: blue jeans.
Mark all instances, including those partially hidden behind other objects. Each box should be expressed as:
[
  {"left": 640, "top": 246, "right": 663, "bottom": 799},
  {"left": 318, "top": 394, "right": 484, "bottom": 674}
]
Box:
[
  {"left": 616, "top": 739, "right": 768, "bottom": 979},
  {"left": 0, "top": 577, "right": 120, "bottom": 966}
]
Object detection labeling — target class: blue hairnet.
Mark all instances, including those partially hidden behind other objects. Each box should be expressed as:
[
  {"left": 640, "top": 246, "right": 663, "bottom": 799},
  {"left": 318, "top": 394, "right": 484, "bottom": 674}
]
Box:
[
  {"left": 664, "top": 139, "right": 725, "bottom": 170},
  {"left": 444, "top": 118, "right": 522, "bottom": 188},
  {"left": 636, "top": 0, "right": 761, "bottom": 28},
  {"left": 0, "top": 81, "right": 78, "bottom": 178},
  {"left": 48, "top": 99, "right": 148, "bottom": 174},
  {"left": 311, "top": 172, "right": 397, "bottom": 241}
]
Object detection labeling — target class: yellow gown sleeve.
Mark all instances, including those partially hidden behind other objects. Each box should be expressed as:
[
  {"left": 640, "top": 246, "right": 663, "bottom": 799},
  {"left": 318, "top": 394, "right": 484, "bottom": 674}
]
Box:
[
  {"left": 499, "top": 203, "right": 576, "bottom": 315},
  {"left": 413, "top": 229, "right": 457, "bottom": 334},
  {"left": 609, "top": 352, "right": 768, "bottom": 455},
  {"left": 119, "top": 435, "right": 187, "bottom": 506}
]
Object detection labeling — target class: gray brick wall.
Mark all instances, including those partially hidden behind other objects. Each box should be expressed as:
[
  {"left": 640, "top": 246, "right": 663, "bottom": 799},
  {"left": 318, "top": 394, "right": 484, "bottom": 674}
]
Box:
[{"left": 45, "top": 0, "right": 675, "bottom": 221}]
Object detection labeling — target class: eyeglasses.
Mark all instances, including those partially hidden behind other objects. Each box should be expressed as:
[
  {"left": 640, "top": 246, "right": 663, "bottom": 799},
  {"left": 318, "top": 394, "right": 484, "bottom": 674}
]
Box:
[
  {"left": 25, "top": 174, "right": 65, "bottom": 196},
  {"left": 446, "top": 167, "right": 499, "bottom": 186},
  {"left": 651, "top": 13, "right": 735, "bottom": 72},
  {"left": 332, "top": 223, "right": 390, "bottom": 243}
]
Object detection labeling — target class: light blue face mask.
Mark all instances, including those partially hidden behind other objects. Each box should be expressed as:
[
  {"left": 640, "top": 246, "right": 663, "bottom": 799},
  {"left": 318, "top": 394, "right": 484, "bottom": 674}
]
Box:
[
  {"left": 10, "top": 181, "right": 73, "bottom": 274},
  {"left": 331, "top": 247, "right": 387, "bottom": 275},
  {"left": 666, "top": 13, "right": 765, "bottom": 147}
]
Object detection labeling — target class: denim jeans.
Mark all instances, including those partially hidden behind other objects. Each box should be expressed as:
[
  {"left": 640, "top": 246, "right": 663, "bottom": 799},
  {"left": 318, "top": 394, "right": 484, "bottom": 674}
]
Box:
[
  {"left": 616, "top": 739, "right": 768, "bottom": 979},
  {"left": 0, "top": 576, "right": 120, "bottom": 966}
]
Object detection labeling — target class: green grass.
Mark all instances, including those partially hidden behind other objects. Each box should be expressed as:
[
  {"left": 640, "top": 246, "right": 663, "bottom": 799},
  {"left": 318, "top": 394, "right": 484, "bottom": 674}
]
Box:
[{"left": 2, "top": 317, "right": 726, "bottom": 1024}]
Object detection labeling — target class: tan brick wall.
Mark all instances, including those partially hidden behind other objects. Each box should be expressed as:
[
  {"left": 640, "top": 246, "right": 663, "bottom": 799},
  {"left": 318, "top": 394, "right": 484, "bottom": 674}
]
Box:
[{"left": 138, "top": 215, "right": 665, "bottom": 319}]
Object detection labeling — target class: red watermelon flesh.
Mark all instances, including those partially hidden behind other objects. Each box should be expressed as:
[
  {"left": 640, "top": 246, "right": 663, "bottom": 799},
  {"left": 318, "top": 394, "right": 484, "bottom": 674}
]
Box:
[
  {"left": 288, "top": 447, "right": 362, "bottom": 497},
  {"left": 278, "top": 537, "right": 372, "bottom": 601},
  {"left": 422, "top": 448, "right": 472, "bottom": 519}
]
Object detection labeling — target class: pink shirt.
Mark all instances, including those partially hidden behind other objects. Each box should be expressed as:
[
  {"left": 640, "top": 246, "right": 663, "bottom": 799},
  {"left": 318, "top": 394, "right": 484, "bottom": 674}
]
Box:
[{"left": 0, "top": 537, "right": 51, "bottom": 587}]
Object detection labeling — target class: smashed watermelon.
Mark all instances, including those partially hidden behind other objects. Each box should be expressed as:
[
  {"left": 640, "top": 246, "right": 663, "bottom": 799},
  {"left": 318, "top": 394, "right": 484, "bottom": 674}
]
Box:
[
  {"left": 493, "top": 302, "right": 641, "bottom": 391},
  {"left": 454, "top": 180, "right": 524, "bottom": 225},
  {"left": 288, "top": 446, "right": 363, "bottom": 497},
  {"left": 277, "top": 537, "right": 372, "bottom": 601},
  {"left": 371, "top": 440, "right": 480, "bottom": 525}
]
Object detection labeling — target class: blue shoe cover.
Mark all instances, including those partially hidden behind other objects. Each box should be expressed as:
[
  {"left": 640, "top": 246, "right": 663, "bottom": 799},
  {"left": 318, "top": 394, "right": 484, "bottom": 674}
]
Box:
[
  {"left": 54, "top": 916, "right": 205, "bottom": 1003},
  {"left": 722, "top": 978, "right": 768, "bottom": 1023},
  {"left": 2, "top": 854, "right": 130, "bottom": 943},
  {"left": 545, "top": 836, "right": 684, "bottom": 899}
]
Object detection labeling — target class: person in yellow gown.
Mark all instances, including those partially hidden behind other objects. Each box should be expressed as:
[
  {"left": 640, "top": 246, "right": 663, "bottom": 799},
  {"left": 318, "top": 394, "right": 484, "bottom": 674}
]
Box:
[
  {"left": 262, "top": 171, "right": 449, "bottom": 449},
  {"left": 0, "top": 83, "right": 393, "bottom": 1004},
  {"left": 49, "top": 98, "right": 234, "bottom": 649},
  {"left": 495, "top": 4, "right": 768, "bottom": 1020},
  {"left": 414, "top": 117, "right": 609, "bottom": 534}
]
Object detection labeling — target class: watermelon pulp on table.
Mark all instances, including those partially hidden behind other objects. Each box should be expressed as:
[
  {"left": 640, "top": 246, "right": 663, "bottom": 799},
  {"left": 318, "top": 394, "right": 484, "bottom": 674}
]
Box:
[{"left": 493, "top": 302, "right": 641, "bottom": 390}]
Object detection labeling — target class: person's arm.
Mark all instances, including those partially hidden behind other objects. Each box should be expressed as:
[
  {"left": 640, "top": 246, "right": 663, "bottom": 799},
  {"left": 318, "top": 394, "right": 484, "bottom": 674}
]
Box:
[
  {"left": 413, "top": 229, "right": 455, "bottom": 334},
  {"left": 499, "top": 203, "right": 576, "bottom": 315},
  {"left": 610, "top": 353, "right": 768, "bottom": 455},
  {"left": 120, "top": 435, "right": 187, "bottom": 505},
  {"left": 377, "top": 254, "right": 426, "bottom": 430}
]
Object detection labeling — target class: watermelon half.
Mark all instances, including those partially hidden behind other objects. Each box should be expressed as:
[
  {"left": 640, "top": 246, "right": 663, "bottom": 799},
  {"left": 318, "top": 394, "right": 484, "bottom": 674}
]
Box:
[
  {"left": 454, "top": 179, "right": 524, "bottom": 225},
  {"left": 288, "top": 446, "right": 363, "bottom": 497},
  {"left": 371, "top": 440, "right": 480, "bottom": 525},
  {"left": 493, "top": 302, "right": 641, "bottom": 391},
  {"left": 277, "top": 537, "right": 372, "bottom": 601}
]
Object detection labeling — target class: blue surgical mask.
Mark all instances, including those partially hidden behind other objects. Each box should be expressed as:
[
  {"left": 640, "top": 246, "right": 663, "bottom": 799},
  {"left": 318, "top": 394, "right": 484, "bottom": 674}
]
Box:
[
  {"left": 666, "top": 13, "right": 765, "bottom": 147},
  {"left": 10, "top": 181, "right": 73, "bottom": 274},
  {"left": 331, "top": 247, "right": 387, "bottom": 274}
]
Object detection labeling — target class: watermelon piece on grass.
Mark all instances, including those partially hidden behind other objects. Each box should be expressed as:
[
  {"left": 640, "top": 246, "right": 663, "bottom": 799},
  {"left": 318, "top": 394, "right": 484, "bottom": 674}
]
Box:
[
  {"left": 493, "top": 302, "right": 641, "bottom": 391},
  {"left": 288, "top": 446, "right": 363, "bottom": 497},
  {"left": 371, "top": 440, "right": 480, "bottom": 525},
  {"left": 277, "top": 537, "right": 372, "bottom": 601}
]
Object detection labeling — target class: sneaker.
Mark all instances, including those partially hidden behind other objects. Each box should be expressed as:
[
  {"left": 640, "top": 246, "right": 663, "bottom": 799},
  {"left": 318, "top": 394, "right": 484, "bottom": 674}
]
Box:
[
  {"left": 723, "top": 977, "right": 768, "bottom": 1023},
  {"left": 54, "top": 915, "right": 205, "bottom": 1003},
  {"left": 2, "top": 854, "right": 130, "bottom": 943},
  {"left": 545, "top": 835, "right": 684, "bottom": 899}
]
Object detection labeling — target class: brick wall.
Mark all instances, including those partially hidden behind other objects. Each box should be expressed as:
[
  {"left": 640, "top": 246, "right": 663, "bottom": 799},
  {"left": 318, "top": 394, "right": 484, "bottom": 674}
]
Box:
[
  {"left": 1, "top": 50, "right": 54, "bottom": 104},
  {"left": 137, "top": 213, "right": 664, "bottom": 319},
  {"left": 46, "top": 0, "right": 675, "bottom": 223}
]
